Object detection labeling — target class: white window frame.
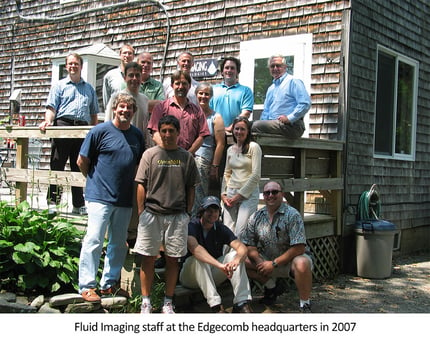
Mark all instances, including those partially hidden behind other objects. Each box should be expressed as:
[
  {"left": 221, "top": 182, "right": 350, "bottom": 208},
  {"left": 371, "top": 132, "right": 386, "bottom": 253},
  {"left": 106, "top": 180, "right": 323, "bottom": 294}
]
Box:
[
  {"left": 239, "top": 34, "right": 313, "bottom": 136},
  {"left": 374, "top": 45, "right": 418, "bottom": 161}
]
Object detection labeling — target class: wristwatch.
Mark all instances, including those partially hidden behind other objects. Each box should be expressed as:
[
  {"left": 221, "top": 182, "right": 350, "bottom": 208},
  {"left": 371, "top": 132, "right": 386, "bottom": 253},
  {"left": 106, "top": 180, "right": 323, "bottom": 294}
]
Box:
[{"left": 272, "top": 260, "right": 278, "bottom": 268}]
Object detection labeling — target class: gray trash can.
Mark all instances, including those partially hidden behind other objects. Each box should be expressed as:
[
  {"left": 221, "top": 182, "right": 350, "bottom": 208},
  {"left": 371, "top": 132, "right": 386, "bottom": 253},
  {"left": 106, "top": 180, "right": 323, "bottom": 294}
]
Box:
[{"left": 355, "top": 220, "right": 398, "bottom": 279}]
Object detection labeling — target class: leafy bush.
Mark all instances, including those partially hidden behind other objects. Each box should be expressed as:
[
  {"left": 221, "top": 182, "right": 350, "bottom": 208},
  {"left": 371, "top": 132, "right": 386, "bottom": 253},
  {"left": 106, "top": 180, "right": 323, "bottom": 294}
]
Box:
[{"left": 0, "top": 200, "right": 84, "bottom": 295}]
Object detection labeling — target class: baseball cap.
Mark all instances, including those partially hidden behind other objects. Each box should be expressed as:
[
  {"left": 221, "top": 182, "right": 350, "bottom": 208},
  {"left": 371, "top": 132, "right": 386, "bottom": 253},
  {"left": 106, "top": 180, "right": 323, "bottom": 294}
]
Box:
[{"left": 200, "top": 196, "right": 221, "bottom": 209}]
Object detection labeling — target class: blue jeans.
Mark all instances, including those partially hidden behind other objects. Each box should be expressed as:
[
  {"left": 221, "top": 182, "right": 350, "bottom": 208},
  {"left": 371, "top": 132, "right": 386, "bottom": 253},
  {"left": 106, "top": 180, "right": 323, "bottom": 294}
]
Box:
[{"left": 78, "top": 201, "right": 132, "bottom": 292}]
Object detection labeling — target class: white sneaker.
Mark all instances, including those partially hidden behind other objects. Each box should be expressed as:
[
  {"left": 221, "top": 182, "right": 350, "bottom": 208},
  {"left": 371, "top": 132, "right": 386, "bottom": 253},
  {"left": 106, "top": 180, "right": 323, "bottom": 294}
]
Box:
[
  {"left": 161, "top": 302, "right": 175, "bottom": 314},
  {"left": 140, "top": 302, "right": 152, "bottom": 314},
  {"left": 72, "top": 206, "right": 87, "bottom": 215}
]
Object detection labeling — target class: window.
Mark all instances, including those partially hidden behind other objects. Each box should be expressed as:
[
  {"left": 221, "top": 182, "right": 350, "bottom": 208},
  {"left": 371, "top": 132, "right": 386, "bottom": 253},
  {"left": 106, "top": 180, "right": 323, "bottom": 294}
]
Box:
[
  {"left": 253, "top": 56, "right": 294, "bottom": 105},
  {"left": 374, "top": 47, "right": 418, "bottom": 160},
  {"left": 240, "top": 34, "right": 312, "bottom": 135}
]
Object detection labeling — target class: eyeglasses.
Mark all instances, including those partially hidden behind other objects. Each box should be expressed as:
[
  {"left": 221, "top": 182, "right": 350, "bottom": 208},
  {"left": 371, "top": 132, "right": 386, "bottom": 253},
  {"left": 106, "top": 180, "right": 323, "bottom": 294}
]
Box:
[
  {"left": 270, "top": 64, "right": 284, "bottom": 69},
  {"left": 263, "top": 190, "right": 281, "bottom": 197}
]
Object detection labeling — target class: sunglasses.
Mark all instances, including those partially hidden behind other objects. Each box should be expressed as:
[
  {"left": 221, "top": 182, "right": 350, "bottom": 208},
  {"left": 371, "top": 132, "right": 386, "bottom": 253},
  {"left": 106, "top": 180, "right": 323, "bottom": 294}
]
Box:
[{"left": 263, "top": 190, "right": 281, "bottom": 197}]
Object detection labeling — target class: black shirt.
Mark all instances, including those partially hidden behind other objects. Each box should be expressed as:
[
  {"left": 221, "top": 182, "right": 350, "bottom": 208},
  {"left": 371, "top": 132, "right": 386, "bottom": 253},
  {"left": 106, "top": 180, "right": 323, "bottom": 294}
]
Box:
[{"left": 187, "top": 218, "right": 237, "bottom": 259}]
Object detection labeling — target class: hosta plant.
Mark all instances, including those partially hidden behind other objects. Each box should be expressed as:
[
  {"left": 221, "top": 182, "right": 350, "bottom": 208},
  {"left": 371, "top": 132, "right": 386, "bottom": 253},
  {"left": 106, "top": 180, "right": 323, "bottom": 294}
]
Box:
[{"left": 0, "top": 200, "right": 85, "bottom": 295}]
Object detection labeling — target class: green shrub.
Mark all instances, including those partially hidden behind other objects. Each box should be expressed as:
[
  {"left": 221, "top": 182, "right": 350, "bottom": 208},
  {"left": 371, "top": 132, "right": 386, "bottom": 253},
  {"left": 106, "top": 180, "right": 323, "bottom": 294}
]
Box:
[{"left": 0, "top": 200, "right": 84, "bottom": 295}]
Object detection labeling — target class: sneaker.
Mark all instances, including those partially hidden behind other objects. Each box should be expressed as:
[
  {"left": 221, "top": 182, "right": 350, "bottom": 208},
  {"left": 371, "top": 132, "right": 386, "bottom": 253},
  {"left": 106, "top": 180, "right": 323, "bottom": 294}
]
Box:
[
  {"left": 140, "top": 302, "right": 153, "bottom": 314},
  {"left": 161, "top": 302, "right": 175, "bottom": 314},
  {"left": 81, "top": 288, "right": 101, "bottom": 303},
  {"left": 232, "top": 302, "right": 252, "bottom": 313},
  {"left": 260, "top": 286, "right": 277, "bottom": 305},
  {"left": 300, "top": 303, "right": 312, "bottom": 313},
  {"left": 72, "top": 206, "right": 87, "bottom": 215},
  {"left": 100, "top": 285, "right": 130, "bottom": 298},
  {"left": 211, "top": 304, "right": 226, "bottom": 313}
]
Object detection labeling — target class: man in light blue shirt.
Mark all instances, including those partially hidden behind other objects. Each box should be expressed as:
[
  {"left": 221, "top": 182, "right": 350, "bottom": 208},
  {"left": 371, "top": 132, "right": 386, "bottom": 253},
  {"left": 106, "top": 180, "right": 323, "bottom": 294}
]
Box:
[
  {"left": 252, "top": 55, "right": 311, "bottom": 139},
  {"left": 210, "top": 57, "right": 254, "bottom": 131},
  {"left": 39, "top": 53, "right": 99, "bottom": 215}
]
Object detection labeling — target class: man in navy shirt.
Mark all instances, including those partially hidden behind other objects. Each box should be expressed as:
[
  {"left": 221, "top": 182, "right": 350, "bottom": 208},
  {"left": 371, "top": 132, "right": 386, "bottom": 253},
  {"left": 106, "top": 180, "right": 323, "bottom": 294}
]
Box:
[
  {"left": 77, "top": 93, "right": 145, "bottom": 303},
  {"left": 179, "top": 196, "right": 252, "bottom": 313}
]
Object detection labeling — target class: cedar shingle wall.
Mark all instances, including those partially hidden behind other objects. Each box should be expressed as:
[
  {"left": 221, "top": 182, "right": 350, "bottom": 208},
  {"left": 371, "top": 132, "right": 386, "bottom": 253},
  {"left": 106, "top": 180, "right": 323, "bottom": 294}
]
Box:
[
  {"left": 345, "top": 0, "right": 430, "bottom": 233},
  {"left": 0, "top": 0, "right": 348, "bottom": 138},
  {"left": 1, "top": 0, "right": 430, "bottom": 249}
]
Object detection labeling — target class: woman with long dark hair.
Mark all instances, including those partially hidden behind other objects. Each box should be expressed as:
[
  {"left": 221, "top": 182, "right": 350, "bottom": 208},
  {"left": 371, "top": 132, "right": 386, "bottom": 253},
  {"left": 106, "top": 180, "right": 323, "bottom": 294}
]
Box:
[{"left": 220, "top": 116, "right": 261, "bottom": 237}]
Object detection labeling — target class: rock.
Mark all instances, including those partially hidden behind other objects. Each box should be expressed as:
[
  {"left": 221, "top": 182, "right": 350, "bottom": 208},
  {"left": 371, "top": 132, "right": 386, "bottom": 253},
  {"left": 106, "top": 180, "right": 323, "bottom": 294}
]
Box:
[
  {"left": 30, "top": 295, "right": 45, "bottom": 308},
  {"left": 16, "top": 296, "right": 30, "bottom": 305},
  {"left": 101, "top": 296, "right": 128, "bottom": 309},
  {"left": 0, "top": 292, "right": 16, "bottom": 303},
  {"left": 64, "top": 302, "right": 102, "bottom": 313},
  {"left": 0, "top": 298, "right": 38, "bottom": 313},
  {"left": 38, "top": 302, "right": 62, "bottom": 313},
  {"left": 49, "top": 293, "right": 85, "bottom": 307}
]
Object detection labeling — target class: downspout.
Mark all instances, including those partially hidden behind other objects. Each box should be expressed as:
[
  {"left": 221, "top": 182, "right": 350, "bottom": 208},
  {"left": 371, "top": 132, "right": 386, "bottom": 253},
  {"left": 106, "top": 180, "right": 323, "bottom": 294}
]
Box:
[{"left": 14, "top": 0, "right": 171, "bottom": 81}]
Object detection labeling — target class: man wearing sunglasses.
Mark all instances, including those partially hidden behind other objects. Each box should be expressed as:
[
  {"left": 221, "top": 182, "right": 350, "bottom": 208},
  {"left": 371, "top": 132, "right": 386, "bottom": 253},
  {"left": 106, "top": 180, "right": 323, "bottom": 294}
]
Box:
[{"left": 242, "top": 181, "right": 313, "bottom": 313}]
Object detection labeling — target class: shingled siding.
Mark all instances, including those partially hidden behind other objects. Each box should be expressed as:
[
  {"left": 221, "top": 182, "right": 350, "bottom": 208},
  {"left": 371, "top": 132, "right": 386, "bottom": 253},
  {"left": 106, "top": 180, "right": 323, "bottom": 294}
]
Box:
[
  {"left": 344, "top": 0, "right": 430, "bottom": 252},
  {"left": 2, "top": 1, "right": 429, "bottom": 255},
  {"left": 0, "top": 0, "right": 348, "bottom": 139}
]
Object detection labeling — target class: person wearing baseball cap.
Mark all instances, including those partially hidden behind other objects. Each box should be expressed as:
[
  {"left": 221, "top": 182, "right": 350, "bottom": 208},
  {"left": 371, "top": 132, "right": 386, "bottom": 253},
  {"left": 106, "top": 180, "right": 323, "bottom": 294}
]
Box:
[{"left": 179, "top": 196, "right": 252, "bottom": 313}]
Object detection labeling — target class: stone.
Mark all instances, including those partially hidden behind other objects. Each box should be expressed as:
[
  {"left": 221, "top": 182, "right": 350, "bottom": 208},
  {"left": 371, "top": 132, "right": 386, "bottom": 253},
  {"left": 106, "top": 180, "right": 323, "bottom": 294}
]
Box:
[
  {"left": 101, "top": 296, "right": 128, "bottom": 309},
  {"left": 38, "top": 302, "right": 62, "bottom": 313},
  {"left": 0, "top": 298, "right": 38, "bottom": 313},
  {"left": 30, "top": 295, "right": 45, "bottom": 308},
  {"left": 0, "top": 292, "right": 16, "bottom": 303},
  {"left": 16, "top": 296, "right": 29, "bottom": 305},
  {"left": 64, "top": 302, "right": 102, "bottom": 313},
  {"left": 49, "top": 293, "right": 85, "bottom": 307}
]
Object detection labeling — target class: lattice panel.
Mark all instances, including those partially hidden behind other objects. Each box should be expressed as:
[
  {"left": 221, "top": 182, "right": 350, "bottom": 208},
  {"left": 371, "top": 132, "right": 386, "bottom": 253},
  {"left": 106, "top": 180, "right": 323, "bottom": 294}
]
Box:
[{"left": 307, "top": 235, "right": 341, "bottom": 281}]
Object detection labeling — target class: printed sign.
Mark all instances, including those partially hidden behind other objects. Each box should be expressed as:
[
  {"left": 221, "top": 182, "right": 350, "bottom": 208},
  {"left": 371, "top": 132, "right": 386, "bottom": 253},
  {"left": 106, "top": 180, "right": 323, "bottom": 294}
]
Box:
[{"left": 191, "top": 58, "right": 218, "bottom": 78}]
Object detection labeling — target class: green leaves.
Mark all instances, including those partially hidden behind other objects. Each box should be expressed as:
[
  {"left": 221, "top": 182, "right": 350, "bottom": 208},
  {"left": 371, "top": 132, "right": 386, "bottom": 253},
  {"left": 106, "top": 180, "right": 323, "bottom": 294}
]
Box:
[{"left": 0, "top": 200, "right": 85, "bottom": 295}]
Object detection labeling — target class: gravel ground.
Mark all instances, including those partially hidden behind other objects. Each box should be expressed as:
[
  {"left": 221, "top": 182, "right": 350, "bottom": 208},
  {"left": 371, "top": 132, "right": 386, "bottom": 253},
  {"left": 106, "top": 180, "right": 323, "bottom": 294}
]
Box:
[
  {"left": 254, "top": 250, "right": 430, "bottom": 313},
  {"left": 186, "top": 250, "right": 430, "bottom": 314}
]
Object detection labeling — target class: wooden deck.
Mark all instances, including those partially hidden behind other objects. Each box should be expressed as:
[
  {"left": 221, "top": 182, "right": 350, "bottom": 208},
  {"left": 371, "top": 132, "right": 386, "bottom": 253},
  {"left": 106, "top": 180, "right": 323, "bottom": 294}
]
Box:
[{"left": 1, "top": 125, "right": 344, "bottom": 280}]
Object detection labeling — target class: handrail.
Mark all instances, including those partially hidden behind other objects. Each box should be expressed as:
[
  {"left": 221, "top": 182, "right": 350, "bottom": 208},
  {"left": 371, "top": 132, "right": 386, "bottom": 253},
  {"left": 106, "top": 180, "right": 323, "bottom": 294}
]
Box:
[
  {"left": 0, "top": 126, "right": 91, "bottom": 202},
  {"left": 1, "top": 126, "right": 344, "bottom": 235}
]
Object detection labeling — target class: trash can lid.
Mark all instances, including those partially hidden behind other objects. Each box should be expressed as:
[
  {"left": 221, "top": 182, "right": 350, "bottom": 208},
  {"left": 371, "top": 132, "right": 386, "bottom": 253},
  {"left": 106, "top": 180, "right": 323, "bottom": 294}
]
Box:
[{"left": 355, "top": 219, "right": 398, "bottom": 231}]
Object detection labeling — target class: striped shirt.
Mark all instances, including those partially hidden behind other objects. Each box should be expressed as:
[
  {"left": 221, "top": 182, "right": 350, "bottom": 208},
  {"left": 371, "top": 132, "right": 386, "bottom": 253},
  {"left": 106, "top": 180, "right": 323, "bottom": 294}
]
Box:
[{"left": 47, "top": 76, "right": 99, "bottom": 123}]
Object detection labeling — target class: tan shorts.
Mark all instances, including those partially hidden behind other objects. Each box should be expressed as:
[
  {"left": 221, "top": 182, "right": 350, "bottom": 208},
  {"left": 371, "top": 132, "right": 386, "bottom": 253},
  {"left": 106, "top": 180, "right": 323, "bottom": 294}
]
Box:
[
  {"left": 133, "top": 210, "right": 189, "bottom": 258},
  {"left": 265, "top": 253, "right": 314, "bottom": 279}
]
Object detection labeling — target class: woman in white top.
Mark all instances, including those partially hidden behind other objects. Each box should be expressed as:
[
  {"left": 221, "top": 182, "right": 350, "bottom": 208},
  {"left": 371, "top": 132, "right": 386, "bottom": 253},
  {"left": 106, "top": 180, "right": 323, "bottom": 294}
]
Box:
[{"left": 221, "top": 116, "right": 262, "bottom": 237}]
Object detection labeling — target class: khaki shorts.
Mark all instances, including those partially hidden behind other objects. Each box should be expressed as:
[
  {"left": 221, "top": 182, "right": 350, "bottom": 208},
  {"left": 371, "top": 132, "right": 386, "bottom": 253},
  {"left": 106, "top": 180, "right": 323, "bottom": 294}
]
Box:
[
  {"left": 133, "top": 210, "right": 189, "bottom": 258},
  {"left": 264, "top": 252, "right": 314, "bottom": 279}
]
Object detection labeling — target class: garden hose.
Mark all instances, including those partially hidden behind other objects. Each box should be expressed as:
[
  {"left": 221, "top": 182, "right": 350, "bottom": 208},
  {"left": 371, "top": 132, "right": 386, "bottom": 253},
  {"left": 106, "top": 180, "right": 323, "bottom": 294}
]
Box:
[{"left": 357, "top": 184, "right": 381, "bottom": 220}]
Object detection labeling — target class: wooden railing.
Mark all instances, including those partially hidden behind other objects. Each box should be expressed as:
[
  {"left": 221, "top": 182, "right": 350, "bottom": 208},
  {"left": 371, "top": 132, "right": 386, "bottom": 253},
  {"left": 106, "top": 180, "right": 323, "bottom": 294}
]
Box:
[
  {"left": 2, "top": 126, "right": 344, "bottom": 280},
  {"left": 253, "top": 134, "right": 344, "bottom": 237},
  {"left": 0, "top": 126, "right": 90, "bottom": 203},
  {"left": 1, "top": 126, "right": 344, "bottom": 237}
]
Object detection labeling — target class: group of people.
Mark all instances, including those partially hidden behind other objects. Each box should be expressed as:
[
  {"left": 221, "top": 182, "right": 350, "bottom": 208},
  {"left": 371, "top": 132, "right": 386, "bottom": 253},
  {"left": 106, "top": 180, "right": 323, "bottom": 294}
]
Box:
[{"left": 38, "top": 44, "right": 313, "bottom": 314}]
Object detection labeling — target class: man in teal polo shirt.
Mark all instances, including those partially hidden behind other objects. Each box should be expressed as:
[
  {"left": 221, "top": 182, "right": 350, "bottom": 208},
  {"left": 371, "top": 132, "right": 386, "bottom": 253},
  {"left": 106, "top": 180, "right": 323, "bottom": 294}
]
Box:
[{"left": 210, "top": 56, "right": 254, "bottom": 132}]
